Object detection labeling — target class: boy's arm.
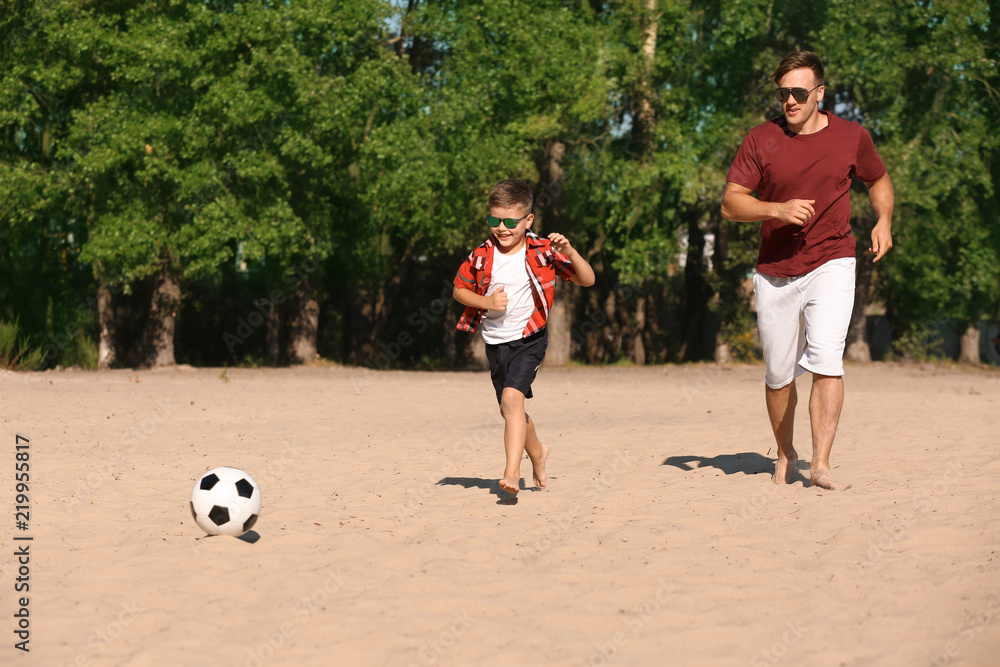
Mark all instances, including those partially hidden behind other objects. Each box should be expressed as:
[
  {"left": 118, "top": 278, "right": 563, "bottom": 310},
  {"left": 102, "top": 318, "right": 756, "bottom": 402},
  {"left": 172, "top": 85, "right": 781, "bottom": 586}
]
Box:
[
  {"left": 453, "top": 286, "right": 508, "bottom": 311},
  {"left": 548, "top": 233, "right": 596, "bottom": 287}
]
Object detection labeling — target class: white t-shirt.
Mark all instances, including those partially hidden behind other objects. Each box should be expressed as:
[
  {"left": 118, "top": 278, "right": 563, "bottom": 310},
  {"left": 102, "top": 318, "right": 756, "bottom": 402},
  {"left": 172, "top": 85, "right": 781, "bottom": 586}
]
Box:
[{"left": 481, "top": 245, "right": 535, "bottom": 344}]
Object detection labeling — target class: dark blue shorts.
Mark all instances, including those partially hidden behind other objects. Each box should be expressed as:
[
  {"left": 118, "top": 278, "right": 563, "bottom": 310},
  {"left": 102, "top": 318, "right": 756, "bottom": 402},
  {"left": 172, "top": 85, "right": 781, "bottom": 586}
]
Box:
[{"left": 485, "top": 329, "right": 548, "bottom": 404}]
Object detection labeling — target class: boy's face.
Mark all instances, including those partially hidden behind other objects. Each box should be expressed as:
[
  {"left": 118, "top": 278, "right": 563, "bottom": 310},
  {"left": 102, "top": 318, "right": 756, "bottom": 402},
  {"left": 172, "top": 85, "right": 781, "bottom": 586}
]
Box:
[{"left": 488, "top": 205, "right": 533, "bottom": 252}]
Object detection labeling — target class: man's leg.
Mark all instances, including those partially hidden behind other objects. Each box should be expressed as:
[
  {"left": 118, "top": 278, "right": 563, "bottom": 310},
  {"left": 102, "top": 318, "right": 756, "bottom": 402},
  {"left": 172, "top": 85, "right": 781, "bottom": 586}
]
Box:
[
  {"left": 799, "top": 259, "right": 855, "bottom": 490},
  {"left": 754, "top": 271, "right": 805, "bottom": 484},
  {"left": 499, "top": 387, "right": 527, "bottom": 494},
  {"left": 809, "top": 373, "right": 844, "bottom": 489},
  {"left": 765, "top": 381, "right": 799, "bottom": 484}
]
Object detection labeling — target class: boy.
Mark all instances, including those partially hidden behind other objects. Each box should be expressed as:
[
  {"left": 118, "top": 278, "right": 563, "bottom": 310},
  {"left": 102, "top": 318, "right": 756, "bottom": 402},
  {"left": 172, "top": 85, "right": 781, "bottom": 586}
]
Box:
[{"left": 453, "top": 179, "right": 595, "bottom": 495}]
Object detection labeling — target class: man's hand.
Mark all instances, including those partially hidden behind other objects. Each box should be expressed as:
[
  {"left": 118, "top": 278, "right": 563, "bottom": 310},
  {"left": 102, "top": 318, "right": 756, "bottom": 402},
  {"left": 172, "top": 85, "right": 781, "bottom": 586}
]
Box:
[
  {"left": 777, "top": 199, "right": 816, "bottom": 226},
  {"left": 870, "top": 221, "right": 893, "bottom": 262},
  {"left": 865, "top": 174, "right": 895, "bottom": 263},
  {"left": 486, "top": 285, "right": 508, "bottom": 311}
]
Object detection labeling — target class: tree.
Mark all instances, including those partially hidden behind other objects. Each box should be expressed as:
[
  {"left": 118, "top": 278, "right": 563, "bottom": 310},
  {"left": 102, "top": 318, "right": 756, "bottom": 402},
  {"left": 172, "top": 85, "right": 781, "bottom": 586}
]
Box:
[{"left": 820, "top": 0, "right": 1000, "bottom": 363}]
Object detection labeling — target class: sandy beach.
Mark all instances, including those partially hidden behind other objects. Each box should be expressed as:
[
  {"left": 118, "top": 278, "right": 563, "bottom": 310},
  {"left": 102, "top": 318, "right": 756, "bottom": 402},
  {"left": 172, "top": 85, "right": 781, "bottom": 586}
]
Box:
[{"left": 2, "top": 361, "right": 999, "bottom": 667}]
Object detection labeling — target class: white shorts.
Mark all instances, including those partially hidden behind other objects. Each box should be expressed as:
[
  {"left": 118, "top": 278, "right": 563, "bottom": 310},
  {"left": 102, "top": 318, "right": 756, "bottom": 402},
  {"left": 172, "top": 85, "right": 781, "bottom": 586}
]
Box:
[{"left": 753, "top": 257, "right": 856, "bottom": 389}]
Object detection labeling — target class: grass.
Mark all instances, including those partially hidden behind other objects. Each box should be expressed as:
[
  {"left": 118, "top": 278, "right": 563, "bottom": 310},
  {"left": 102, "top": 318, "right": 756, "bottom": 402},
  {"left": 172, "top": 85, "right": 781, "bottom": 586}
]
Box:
[{"left": 0, "top": 319, "right": 47, "bottom": 371}]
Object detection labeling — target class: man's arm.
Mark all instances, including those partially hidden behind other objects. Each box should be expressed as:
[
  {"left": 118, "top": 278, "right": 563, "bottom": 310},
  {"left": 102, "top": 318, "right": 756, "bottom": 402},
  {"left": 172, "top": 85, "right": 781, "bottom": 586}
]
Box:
[
  {"left": 864, "top": 173, "right": 894, "bottom": 263},
  {"left": 720, "top": 182, "right": 816, "bottom": 226}
]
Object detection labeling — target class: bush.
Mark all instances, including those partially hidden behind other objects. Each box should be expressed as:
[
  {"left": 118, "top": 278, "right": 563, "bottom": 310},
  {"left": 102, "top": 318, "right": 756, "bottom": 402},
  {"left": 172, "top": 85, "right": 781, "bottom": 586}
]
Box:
[
  {"left": 0, "top": 320, "right": 47, "bottom": 371},
  {"left": 893, "top": 324, "right": 946, "bottom": 362}
]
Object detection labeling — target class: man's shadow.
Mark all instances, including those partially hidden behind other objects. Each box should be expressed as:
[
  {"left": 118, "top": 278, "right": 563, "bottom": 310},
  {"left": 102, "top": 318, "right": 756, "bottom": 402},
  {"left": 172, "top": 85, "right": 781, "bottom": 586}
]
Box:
[
  {"left": 662, "top": 452, "right": 806, "bottom": 478},
  {"left": 437, "top": 476, "right": 547, "bottom": 505}
]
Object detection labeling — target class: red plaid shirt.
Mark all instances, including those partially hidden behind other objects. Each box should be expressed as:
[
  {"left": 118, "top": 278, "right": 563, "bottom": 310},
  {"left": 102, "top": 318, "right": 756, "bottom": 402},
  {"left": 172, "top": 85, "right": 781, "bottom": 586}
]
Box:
[{"left": 453, "top": 230, "right": 577, "bottom": 337}]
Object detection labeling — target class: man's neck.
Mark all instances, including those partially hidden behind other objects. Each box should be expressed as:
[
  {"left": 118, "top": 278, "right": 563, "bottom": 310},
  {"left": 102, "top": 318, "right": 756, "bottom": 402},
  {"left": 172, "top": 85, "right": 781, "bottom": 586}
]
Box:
[{"left": 788, "top": 110, "right": 829, "bottom": 136}]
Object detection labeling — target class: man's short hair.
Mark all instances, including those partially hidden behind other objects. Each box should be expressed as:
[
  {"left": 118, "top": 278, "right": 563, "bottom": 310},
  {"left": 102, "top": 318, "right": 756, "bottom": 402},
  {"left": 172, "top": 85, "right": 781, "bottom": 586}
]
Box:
[
  {"left": 488, "top": 179, "right": 533, "bottom": 214},
  {"left": 772, "top": 51, "right": 825, "bottom": 87}
]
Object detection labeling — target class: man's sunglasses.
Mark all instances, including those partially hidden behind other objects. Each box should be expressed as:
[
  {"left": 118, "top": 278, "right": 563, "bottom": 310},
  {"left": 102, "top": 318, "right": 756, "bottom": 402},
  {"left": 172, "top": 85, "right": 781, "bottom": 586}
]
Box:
[
  {"left": 487, "top": 214, "right": 529, "bottom": 229},
  {"left": 775, "top": 84, "right": 822, "bottom": 103}
]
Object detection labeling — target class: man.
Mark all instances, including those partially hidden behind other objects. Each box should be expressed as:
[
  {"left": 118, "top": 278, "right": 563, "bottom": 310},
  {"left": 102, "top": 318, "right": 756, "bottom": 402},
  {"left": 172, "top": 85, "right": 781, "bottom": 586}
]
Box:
[{"left": 721, "top": 51, "right": 894, "bottom": 490}]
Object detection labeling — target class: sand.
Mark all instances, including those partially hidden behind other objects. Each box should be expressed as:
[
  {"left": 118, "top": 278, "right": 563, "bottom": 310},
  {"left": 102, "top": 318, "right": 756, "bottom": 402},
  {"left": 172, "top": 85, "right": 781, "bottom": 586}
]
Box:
[{"left": 2, "top": 361, "right": 999, "bottom": 667}]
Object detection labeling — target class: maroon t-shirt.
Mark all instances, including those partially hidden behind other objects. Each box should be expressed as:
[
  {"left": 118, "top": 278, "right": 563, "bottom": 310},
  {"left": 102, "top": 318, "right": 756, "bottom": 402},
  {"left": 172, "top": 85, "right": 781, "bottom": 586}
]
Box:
[{"left": 726, "top": 112, "right": 886, "bottom": 277}]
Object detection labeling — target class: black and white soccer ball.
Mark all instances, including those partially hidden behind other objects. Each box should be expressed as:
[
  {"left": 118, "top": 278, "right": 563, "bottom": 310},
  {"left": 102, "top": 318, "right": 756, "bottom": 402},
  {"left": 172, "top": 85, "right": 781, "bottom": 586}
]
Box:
[{"left": 190, "top": 467, "right": 262, "bottom": 537}]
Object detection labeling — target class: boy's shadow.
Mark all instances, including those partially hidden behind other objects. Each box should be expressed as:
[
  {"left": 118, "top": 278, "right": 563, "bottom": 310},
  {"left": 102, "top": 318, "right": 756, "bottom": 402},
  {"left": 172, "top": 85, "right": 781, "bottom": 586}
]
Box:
[
  {"left": 663, "top": 452, "right": 806, "bottom": 478},
  {"left": 438, "top": 477, "right": 546, "bottom": 505}
]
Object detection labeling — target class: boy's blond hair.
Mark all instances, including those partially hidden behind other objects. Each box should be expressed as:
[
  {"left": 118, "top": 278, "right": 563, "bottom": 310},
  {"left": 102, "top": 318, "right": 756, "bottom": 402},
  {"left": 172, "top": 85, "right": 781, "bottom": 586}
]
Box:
[{"left": 488, "top": 179, "right": 533, "bottom": 215}]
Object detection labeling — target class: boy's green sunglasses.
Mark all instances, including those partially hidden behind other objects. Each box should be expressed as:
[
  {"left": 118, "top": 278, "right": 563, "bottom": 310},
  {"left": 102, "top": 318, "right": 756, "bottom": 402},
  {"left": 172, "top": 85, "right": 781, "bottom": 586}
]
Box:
[{"left": 487, "top": 214, "right": 529, "bottom": 229}]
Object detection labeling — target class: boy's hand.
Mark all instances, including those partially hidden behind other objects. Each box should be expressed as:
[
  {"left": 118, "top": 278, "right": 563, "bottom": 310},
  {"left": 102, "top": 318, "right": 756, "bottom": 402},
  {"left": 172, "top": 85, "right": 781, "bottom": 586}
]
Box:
[
  {"left": 548, "top": 233, "right": 577, "bottom": 257},
  {"left": 486, "top": 285, "right": 508, "bottom": 311}
]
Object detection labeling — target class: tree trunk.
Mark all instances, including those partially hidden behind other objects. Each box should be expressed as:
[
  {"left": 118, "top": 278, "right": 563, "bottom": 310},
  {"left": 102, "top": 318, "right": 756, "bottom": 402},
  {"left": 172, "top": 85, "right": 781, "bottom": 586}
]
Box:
[
  {"left": 634, "top": 0, "right": 659, "bottom": 154},
  {"left": 583, "top": 288, "right": 603, "bottom": 364},
  {"left": 631, "top": 293, "right": 647, "bottom": 365},
  {"left": 535, "top": 140, "right": 567, "bottom": 225},
  {"left": 265, "top": 305, "right": 281, "bottom": 364},
  {"left": 682, "top": 217, "right": 712, "bottom": 362},
  {"left": 468, "top": 334, "right": 488, "bottom": 369},
  {"left": 536, "top": 140, "right": 573, "bottom": 365},
  {"left": 96, "top": 275, "right": 117, "bottom": 369},
  {"left": 546, "top": 286, "right": 573, "bottom": 366},
  {"left": 350, "top": 285, "right": 375, "bottom": 363},
  {"left": 959, "top": 323, "right": 981, "bottom": 364},
  {"left": 287, "top": 287, "right": 319, "bottom": 364},
  {"left": 139, "top": 266, "right": 180, "bottom": 368},
  {"left": 845, "top": 230, "right": 873, "bottom": 362},
  {"left": 714, "top": 330, "right": 732, "bottom": 364}
]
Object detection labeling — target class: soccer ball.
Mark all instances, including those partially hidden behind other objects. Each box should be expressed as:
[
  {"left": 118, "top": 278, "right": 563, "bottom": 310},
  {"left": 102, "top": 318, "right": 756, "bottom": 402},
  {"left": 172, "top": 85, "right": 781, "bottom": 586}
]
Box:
[{"left": 190, "top": 467, "right": 262, "bottom": 537}]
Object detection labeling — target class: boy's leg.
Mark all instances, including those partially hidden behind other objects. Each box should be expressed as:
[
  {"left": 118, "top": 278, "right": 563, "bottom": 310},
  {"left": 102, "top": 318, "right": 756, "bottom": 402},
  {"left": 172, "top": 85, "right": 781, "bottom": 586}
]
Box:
[
  {"left": 499, "top": 387, "right": 527, "bottom": 493},
  {"left": 493, "top": 330, "right": 548, "bottom": 494},
  {"left": 523, "top": 413, "right": 548, "bottom": 489}
]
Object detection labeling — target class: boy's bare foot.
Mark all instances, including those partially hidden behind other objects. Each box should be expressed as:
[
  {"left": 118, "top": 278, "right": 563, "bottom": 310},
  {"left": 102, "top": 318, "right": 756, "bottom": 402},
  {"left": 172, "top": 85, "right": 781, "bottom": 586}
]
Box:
[
  {"left": 811, "top": 467, "right": 846, "bottom": 490},
  {"left": 772, "top": 450, "right": 799, "bottom": 484},
  {"left": 499, "top": 473, "right": 520, "bottom": 495},
  {"left": 529, "top": 442, "right": 549, "bottom": 489}
]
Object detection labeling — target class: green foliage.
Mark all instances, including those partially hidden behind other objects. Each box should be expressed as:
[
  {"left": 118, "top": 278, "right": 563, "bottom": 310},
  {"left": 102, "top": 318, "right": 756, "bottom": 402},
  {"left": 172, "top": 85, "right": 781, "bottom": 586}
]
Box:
[
  {"left": 819, "top": 0, "right": 1000, "bottom": 337},
  {"left": 893, "top": 324, "right": 948, "bottom": 362},
  {"left": 1, "top": 0, "right": 998, "bottom": 366},
  {"left": 59, "top": 328, "right": 98, "bottom": 370},
  {"left": 0, "top": 319, "right": 46, "bottom": 371}
]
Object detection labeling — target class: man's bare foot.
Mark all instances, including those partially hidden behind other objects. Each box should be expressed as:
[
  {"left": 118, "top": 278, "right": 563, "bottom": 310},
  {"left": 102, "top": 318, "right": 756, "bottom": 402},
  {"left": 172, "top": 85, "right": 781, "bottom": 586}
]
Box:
[
  {"left": 528, "top": 442, "right": 549, "bottom": 489},
  {"left": 773, "top": 451, "right": 799, "bottom": 484},
  {"left": 811, "top": 467, "right": 846, "bottom": 490},
  {"left": 499, "top": 473, "right": 520, "bottom": 494}
]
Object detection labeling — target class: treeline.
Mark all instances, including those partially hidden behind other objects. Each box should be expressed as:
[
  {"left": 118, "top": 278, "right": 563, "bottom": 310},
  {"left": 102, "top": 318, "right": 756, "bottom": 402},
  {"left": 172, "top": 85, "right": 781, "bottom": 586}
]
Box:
[{"left": 1, "top": 0, "right": 998, "bottom": 369}]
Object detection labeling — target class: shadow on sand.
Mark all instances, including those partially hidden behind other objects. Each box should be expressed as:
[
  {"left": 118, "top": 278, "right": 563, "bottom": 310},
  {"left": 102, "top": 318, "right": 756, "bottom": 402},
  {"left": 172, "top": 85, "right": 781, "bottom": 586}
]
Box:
[
  {"left": 662, "top": 452, "right": 787, "bottom": 477},
  {"left": 437, "top": 476, "right": 533, "bottom": 505},
  {"left": 196, "top": 529, "right": 261, "bottom": 543}
]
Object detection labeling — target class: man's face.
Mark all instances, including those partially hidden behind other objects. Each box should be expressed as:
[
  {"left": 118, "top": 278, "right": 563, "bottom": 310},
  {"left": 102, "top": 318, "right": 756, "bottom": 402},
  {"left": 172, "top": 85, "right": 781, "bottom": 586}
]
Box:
[
  {"left": 777, "top": 68, "right": 825, "bottom": 130},
  {"left": 488, "top": 205, "right": 533, "bottom": 252}
]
